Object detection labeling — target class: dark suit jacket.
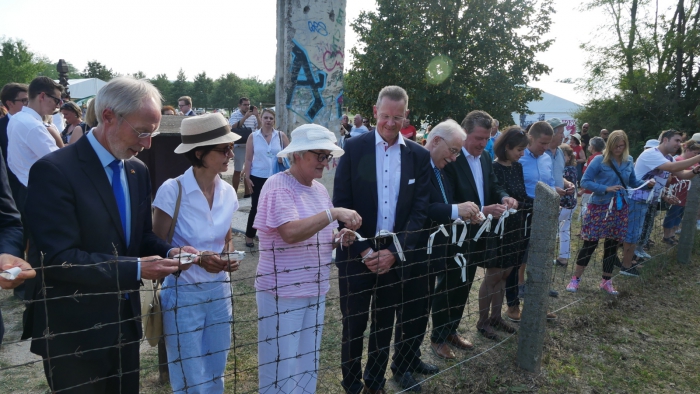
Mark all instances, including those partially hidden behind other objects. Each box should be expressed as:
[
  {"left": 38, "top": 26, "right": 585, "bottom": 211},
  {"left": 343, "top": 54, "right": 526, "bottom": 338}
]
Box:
[
  {"left": 0, "top": 116, "right": 9, "bottom": 169},
  {"left": 417, "top": 165, "right": 459, "bottom": 272},
  {"left": 333, "top": 131, "right": 431, "bottom": 279},
  {"left": 444, "top": 151, "right": 508, "bottom": 256},
  {"left": 0, "top": 149, "right": 23, "bottom": 257},
  {"left": 22, "top": 136, "right": 171, "bottom": 359}
]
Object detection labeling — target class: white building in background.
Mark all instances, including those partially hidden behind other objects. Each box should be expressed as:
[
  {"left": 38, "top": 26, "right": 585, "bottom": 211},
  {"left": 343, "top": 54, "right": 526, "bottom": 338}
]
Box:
[
  {"left": 512, "top": 82, "right": 584, "bottom": 136},
  {"left": 53, "top": 78, "right": 107, "bottom": 100}
]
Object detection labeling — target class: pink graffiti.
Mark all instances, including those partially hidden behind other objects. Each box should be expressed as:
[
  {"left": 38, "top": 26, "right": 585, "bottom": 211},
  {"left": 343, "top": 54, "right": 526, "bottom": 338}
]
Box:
[{"left": 323, "top": 50, "right": 344, "bottom": 72}]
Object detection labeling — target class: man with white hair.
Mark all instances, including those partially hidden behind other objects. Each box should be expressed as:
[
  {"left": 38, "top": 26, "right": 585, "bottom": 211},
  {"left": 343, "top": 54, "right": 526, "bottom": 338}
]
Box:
[
  {"left": 22, "top": 77, "right": 198, "bottom": 393},
  {"left": 349, "top": 113, "right": 369, "bottom": 137}
]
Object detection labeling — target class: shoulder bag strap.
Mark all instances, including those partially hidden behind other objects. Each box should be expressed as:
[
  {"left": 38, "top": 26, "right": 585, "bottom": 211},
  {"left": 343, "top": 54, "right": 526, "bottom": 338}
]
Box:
[
  {"left": 167, "top": 179, "right": 183, "bottom": 244},
  {"left": 609, "top": 162, "right": 627, "bottom": 189}
]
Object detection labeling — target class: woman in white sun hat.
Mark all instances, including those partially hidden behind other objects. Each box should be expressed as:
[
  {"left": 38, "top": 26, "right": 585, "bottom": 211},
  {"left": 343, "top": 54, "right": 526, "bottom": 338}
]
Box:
[
  {"left": 152, "top": 113, "right": 243, "bottom": 393},
  {"left": 254, "top": 123, "right": 362, "bottom": 394}
]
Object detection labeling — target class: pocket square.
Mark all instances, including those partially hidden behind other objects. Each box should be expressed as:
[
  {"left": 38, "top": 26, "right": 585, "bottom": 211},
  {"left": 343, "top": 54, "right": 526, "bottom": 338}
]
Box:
[{"left": 408, "top": 179, "right": 415, "bottom": 185}]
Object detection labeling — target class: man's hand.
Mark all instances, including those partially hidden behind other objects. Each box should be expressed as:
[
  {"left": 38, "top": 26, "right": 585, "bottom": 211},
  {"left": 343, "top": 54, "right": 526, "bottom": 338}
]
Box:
[
  {"left": 555, "top": 187, "right": 567, "bottom": 197},
  {"left": 457, "top": 201, "right": 479, "bottom": 220},
  {"left": 140, "top": 256, "right": 183, "bottom": 280},
  {"left": 169, "top": 246, "right": 199, "bottom": 271},
  {"left": 365, "top": 249, "right": 396, "bottom": 274},
  {"left": 501, "top": 197, "right": 518, "bottom": 210},
  {"left": 482, "top": 204, "right": 507, "bottom": 218},
  {"left": 0, "top": 254, "right": 35, "bottom": 290}
]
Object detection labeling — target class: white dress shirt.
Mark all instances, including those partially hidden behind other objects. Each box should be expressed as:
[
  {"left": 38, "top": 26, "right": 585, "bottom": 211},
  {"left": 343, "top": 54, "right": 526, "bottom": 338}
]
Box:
[
  {"left": 7, "top": 106, "right": 60, "bottom": 186},
  {"left": 153, "top": 167, "right": 238, "bottom": 287},
  {"left": 375, "top": 131, "right": 405, "bottom": 234},
  {"left": 430, "top": 159, "right": 459, "bottom": 219},
  {"left": 463, "top": 147, "right": 485, "bottom": 207}
]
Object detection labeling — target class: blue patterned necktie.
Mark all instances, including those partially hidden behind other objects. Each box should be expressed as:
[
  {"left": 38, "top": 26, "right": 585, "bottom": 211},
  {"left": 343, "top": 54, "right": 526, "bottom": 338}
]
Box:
[
  {"left": 433, "top": 166, "right": 448, "bottom": 204},
  {"left": 108, "top": 160, "right": 127, "bottom": 242}
]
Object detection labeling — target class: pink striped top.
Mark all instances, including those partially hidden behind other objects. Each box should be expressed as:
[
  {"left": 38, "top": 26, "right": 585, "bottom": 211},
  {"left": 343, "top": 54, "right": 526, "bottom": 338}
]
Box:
[{"left": 253, "top": 172, "right": 336, "bottom": 297}]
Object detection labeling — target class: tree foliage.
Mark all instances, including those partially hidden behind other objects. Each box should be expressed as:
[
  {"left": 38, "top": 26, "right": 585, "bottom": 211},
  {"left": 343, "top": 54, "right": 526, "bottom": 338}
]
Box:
[
  {"left": 345, "top": 0, "right": 554, "bottom": 125},
  {"left": 576, "top": 0, "right": 700, "bottom": 155},
  {"left": 0, "top": 38, "right": 49, "bottom": 87},
  {"left": 192, "top": 72, "right": 214, "bottom": 108},
  {"left": 81, "top": 61, "right": 115, "bottom": 81}
]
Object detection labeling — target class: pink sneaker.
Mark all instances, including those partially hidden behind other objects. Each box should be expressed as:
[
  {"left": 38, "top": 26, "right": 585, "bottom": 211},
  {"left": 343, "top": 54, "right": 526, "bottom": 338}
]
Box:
[
  {"left": 600, "top": 279, "right": 619, "bottom": 295},
  {"left": 566, "top": 276, "right": 580, "bottom": 293}
]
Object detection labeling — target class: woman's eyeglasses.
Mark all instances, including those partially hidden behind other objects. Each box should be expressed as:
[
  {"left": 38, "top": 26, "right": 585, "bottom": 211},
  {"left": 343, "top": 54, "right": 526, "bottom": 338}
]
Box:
[
  {"left": 308, "top": 150, "right": 334, "bottom": 162},
  {"left": 211, "top": 144, "right": 234, "bottom": 155}
]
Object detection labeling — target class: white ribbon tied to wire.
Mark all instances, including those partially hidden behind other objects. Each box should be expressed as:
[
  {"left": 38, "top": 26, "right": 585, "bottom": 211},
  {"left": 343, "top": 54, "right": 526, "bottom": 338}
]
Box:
[
  {"left": 524, "top": 213, "right": 531, "bottom": 236},
  {"left": 338, "top": 230, "right": 405, "bottom": 262},
  {"left": 604, "top": 180, "right": 654, "bottom": 220},
  {"left": 493, "top": 208, "right": 518, "bottom": 239},
  {"left": 0, "top": 267, "right": 21, "bottom": 280},
  {"left": 454, "top": 253, "right": 468, "bottom": 282},
  {"left": 472, "top": 214, "right": 493, "bottom": 242},
  {"left": 427, "top": 224, "right": 449, "bottom": 255}
]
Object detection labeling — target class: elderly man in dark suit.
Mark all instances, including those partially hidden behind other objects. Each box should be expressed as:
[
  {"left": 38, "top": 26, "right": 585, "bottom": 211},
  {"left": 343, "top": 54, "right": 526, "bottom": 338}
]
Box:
[
  {"left": 430, "top": 110, "right": 518, "bottom": 351},
  {"left": 0, "top": 149, "right": 35, "bottom": 344},
  {"left": 22, "top": 77, "right": 197, "bottom": 393},
  {"left": 333, "top": 85, "right": 431, "bottom": 394},
  {"left": 389, "top": 120, "right": 483, "bottom": 389}
]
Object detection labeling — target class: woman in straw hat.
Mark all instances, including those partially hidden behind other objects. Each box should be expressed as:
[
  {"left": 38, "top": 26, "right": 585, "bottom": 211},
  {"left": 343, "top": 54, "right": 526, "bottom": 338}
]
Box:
[
  {"left": 152, "top": 113, "right": 243, "bottom": 393},
  {"left": 254, "top": 124, "right": 361, "bottom": 394}
]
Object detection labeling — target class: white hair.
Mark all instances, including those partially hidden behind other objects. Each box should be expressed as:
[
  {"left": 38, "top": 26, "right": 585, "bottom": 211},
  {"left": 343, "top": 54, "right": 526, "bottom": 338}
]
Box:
[
  {"left": 287, "top": 150, "right": 308, "bottom": 165},
  {"left": 427, "top": 119, "right": 466, "bottom": 144},
  {"left": 94, "top": 76, "right": 162, "bottom": 125}
]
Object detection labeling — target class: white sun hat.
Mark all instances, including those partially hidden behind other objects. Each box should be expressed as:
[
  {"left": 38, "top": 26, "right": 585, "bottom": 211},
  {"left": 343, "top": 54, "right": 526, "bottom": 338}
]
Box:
[
  {"left": 174, "top": 113, "right": 241, "bottom": 154},
  {"left": 277, "top": 124, "right": 345, "bottom": 158}
]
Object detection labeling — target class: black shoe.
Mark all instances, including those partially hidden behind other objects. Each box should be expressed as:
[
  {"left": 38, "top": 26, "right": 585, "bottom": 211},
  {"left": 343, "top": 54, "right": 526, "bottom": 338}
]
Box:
[
  {"left": 620, "top": 265, "right": 640, "bottom": 277},
  {"left": 549, "top": 289, "right": 559, "bottom": 297},
  {"left": 393, "top": 372, "right": 421, "bottom": 392},
  {"left": 413, "top": 360, "right": 439, "bottom": 375}
]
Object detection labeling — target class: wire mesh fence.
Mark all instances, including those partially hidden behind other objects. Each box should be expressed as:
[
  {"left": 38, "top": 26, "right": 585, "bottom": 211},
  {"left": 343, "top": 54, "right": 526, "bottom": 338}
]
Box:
[{"left": 0, "top": 180, "right": 698, "bottom": 393}]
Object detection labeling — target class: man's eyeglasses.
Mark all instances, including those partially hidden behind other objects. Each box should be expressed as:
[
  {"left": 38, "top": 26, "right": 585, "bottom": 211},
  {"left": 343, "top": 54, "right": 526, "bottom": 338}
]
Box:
[
  {"left": 210, "top": 144, "right": 234, "bottom": 155},
  {"left": 45, "top": 93, "right": 63, "bottom": 106},
  {"left": 178, "top": 104, "right": 188, "bottom": 108},
  {"left": 120, "top": 116, "right": 160, "bottom": 138},
  {"left": 377, "top": 114, "right": 405, "bottom": 123},
  {"left": 439, "top": 137, "right": 461, "bottom": 157},
  {"left": 12, "top": 98, "right": 28, "bottom": 105},
  {"left": 308, "top": 150, "right": 334, "bottom": 162}
]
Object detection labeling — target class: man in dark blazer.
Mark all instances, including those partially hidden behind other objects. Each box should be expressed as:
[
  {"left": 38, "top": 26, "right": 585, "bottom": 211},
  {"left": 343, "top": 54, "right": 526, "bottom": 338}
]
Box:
[
  {"left": 333, "top": 86, "right": 431, "bottom": 394},
  {"left": 389, "top": 120, "right": 482, "bottom": 388},
  {"left": 22, "top": 77, "right": 197, "bottom": 393},
  {"left": 0, "top": 148, "right": 35, "bottom": 344},
  {"left": 431, "top": 110, "right": 518, "bottom": 349}
]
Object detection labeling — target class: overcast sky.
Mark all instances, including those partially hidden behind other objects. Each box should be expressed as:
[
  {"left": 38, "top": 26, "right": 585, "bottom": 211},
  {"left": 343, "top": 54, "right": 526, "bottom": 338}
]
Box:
[{"left": 0, "top": 0, "right": 646, "bottom": 104}]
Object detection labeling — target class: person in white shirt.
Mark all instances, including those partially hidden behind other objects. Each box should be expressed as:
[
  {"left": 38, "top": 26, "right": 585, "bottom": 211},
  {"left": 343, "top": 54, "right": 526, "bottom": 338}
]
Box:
[
  {"left": 228, "top": 97, "right": 260, "bottom": 197},
  {"left": 349, "top": 113, "right": 369, "bottom": 137},
  {"left": 153, "top": 113, "right": 243, "bottom": 393},
  {"left": 7, "top": 76, "right": 64, "bottom": 211}
]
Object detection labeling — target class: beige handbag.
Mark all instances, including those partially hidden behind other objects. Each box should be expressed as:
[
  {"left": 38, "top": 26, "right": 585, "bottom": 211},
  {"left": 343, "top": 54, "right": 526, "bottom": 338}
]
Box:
[{"left": 142, "top": 179, "right": 182, "bottom": 346}]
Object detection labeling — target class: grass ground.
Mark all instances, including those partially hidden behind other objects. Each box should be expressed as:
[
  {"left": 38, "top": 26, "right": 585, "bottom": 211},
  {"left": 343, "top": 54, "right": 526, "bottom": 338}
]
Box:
[{"left": 1, "top": 215, "right": 698, "bottom": 393}]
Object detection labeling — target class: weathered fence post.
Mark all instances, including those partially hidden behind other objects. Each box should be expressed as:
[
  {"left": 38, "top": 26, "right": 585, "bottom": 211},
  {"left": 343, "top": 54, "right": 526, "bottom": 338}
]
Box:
[
  {"left": 677, "top": 178, "right": 700, "bottom": 264},
  {"left": 517, "top": 182, "right": 560, "bottom": 372}
]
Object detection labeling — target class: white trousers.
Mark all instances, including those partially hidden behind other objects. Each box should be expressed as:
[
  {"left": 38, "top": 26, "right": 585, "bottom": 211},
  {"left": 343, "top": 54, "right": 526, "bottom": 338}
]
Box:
[
  {"left": 558, "top": 207, "right": 574, "bottom": 259},
  {"left": 257, "top": 291, "right": 326, "bottom": 394}
]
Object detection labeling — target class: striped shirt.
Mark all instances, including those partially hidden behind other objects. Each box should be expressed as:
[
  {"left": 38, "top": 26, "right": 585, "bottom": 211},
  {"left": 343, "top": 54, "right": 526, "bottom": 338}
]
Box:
[{"left": 253, "top": 172, "right": 336, "bottom": 297}]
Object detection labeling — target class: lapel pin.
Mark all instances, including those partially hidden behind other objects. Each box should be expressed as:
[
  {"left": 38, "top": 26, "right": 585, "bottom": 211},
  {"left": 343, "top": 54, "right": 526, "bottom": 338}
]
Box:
[{"left": 130, "top": 169, "right": 135, "bottom": 174}]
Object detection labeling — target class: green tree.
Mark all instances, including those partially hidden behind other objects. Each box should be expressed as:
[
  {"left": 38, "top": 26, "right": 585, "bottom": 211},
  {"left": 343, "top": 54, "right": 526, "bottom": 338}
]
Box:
[
  {"left": 576, "top": 0, "right": 700, "bottom": 155},
  {"left": 170, "top": 68, "right": 192, "bottom": 106},
  {"left": 211, "top": 73, "right": 243, "bottom": 110},
  {"left": 81, "top": 61, "right": 114, "bottom": 81},
  {"left": 150, "top": 74, "right": 172, "bottom": 104},
  {"left": 131, "top": 71, "right": 146, "bottom": 79},
  {"left": 192, "top": 72, "right": 214, "bottom": 109},
  {"left": 240, "top": 77, "right": 276, "bottom": 107},
  {"left": 0, "top": 38, "right": 47, "bottom": 86},
  {"left": 345, "top": 0, "right": 553, "bottom": 125},
  {"left": 37, "top": 59, "right": 81, "bottom": 80}
]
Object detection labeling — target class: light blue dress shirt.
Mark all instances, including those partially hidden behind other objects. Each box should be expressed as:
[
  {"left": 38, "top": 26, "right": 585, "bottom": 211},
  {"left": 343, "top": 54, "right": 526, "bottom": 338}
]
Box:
[
  {"left": 544, "top": 147, "right": 565, "bottom": 188},
  {"left": 520, "top": 148, "right": 555, "bottom": 199}
]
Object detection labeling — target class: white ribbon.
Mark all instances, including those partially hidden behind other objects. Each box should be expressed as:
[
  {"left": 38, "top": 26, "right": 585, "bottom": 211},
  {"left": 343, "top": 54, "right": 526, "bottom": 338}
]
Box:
[
  {"left": 494, "top": 208, "right": 517, "bottom": 239},
  {"left": 472, "top": 214, "right": 493, "bottom": 242},
  {"left": 524, "top": 213, "right": 531, "bottom": 236},
  {"left": 338, "top": 230, "right": 368, "bottom": 251},
  {"left": 451, "top": 219, "right": 469, "bottom": 247},
  {"left": 0, "top": 267, "right": 21, "bottom": 280},
  {"left": 453, "top": 253, "right": 468, "bottom": 282},
  {"left": 605, "top": 197, "right": 615, "bottom": 220},
  {"left": 427, "top": 224, "right": 449, "bottom": 255},
  {"left": 376, "top": 230, "right": 406, "bottom": 262}
]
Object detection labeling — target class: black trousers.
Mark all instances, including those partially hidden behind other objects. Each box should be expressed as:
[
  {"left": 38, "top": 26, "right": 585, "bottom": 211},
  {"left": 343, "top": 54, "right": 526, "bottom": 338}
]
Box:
[
  {"left": 245, "top": 175, "right": 267, "bottom": 239},
  {"left": 42, "top": 301, "right": 140, "bottom": 394},
  {"left": 391, "top": 258, "right": 431, "bottom": 375},
  {"left": 338, "top": 261, "right": 400, "bottom": 393},
  {"left": 430, "top": 252, "right": 479, "bottom": 343}
]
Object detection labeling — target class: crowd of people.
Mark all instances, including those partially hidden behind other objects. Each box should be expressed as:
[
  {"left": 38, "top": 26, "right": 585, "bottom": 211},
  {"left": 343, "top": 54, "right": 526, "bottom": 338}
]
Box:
[{"left": 0, "top": 77, "right": 698, "bottom": 394}]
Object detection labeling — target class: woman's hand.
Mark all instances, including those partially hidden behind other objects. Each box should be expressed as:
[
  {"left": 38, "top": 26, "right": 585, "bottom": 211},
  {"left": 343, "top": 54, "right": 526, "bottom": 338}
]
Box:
[
  {"left": 196, "top": 251, "right": 226, "bottom": 274},
  {"left": 647, "top": 178, "right": 656, "bottom": 188},
  {"left": 220, "top": 254, "right": 241, "bottom": 273},
  {"left": 244, "top": 177, "right": 254, "bottom": 190},
  {"left": 605, "top": 185, "right": 624, "bottom": 193},
  {"left": 336, "top": 228, "right": 357, "bottom": 247},
  {"left": 332, "top": 208, "right": 362, "bottom": 230}
]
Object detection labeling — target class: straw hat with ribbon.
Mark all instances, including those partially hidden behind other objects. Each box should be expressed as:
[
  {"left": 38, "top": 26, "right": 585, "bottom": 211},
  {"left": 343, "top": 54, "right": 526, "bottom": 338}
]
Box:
[{"left": 174, "top": 113, "right": 241, "bottom": 153}]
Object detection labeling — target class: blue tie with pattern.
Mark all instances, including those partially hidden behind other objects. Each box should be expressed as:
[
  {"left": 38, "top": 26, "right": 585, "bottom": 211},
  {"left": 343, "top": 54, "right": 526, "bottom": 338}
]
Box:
[
  {"left": 433, "top": 166, "right": 448, "bottom": 204},
  {"left": 108, "top": 160, "right": 127, "bottom": 242}
]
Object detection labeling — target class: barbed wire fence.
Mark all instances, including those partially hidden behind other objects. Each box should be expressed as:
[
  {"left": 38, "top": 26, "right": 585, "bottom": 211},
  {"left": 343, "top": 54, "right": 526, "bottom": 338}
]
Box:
[{"left": 0, "top": 180, "right": 698, "bottom": 393}]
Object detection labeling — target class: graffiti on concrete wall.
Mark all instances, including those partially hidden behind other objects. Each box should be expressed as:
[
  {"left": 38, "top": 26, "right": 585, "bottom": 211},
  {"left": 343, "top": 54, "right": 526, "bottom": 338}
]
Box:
[{"left": 287, "top": 39, "right": 327, "bottom": 121}]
